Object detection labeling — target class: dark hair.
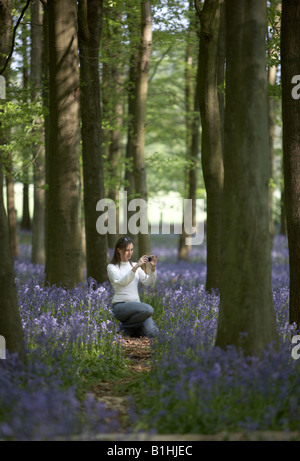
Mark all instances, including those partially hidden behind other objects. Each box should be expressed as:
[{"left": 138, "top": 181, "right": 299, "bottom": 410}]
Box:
[{"left": 110, "top": 236, "right": 134, "bottom": 266}]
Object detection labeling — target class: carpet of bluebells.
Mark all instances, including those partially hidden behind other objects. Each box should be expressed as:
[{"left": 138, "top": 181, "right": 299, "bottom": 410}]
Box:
[{"left": 1, "top": 232, "right": 300, "bottom": 440}]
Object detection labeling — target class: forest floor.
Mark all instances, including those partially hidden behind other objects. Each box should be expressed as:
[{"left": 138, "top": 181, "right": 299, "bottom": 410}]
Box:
[
  {"left": 71, "top": 337, "right": 300, "bottom": 442},
  {"left": 88, "top": 336, "right": 152, "bottom": 433}
]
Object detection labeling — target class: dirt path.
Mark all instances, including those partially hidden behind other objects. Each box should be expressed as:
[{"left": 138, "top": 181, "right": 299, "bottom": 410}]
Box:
[{"left": 88, "top": 337, "right": 152, "bottom": 431}]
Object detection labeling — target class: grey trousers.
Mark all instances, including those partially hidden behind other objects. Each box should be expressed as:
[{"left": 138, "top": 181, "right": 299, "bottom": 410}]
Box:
[{"left": 112, "top": 301, "right": 159, "bottom": 338}]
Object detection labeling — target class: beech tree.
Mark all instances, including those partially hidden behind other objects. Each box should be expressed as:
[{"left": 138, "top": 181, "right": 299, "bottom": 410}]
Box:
[
  {"left": 281, "top": 0, "right": 300, "bottom": 330},
  {"left": 215, "top": 0, "right": 278, "bottom": 355},
  {"left": 31, "top": 0, "right": 45, "bottom": 265},
  {"left": 132, "top": 0, "right": 152, "bottom": 257},
  {"left": 45, "top": 0, "right": 83, "bottom": 287},
  {"left": 78, "top": 0, "right": 109, "bottom": 283},
  {"left": 20, "top": 24, "right": 31, "bottom": 232},
  {"left": 178, "top": 0, "right": 200, "bottom": 261},
  {"left": 124, "top": 1, "right": 139, "bottom": 257},
  {"left": 102, "top": 1, "right": 124, "bottom": 249},
  {"left": 196, "top": 0, "right": 224, "bottom": 292},
  {"left": 0, "top": 0, "right": 24, "bottom": 355},
  {"left": 5, "top": 152, "right": 19, "bottom": 258}
]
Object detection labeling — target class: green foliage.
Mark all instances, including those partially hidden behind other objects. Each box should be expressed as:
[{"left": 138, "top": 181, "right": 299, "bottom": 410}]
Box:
[
  {"left": 101, "top": 1, "right": 203, "bottom": 198},
  {"left": 152, "top": 0, "right": 189, "bottom": 35},
  {"left": 267, "top": 0, "right": 281, "bottom": 69},
  {"left": 2, "top": 0, "right": 282, "bottom": 223},
  {"left": 0, "top": 83, "right": 45, "bottom": 183},
  {"left": 145, "top": 32, "right": 196, "bottom": 196},
  {"left": 268, "top": 81, "right": 281, "bottom": 101}
]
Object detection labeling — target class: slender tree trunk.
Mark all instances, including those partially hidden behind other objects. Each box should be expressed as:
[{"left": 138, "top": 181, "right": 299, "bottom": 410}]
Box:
[
  {"left": 0, "top": 168, "right": 24, "bottom": 355},
  {"left": 21, "top": 28, "right": 31, "bottom": 231},
  {"left": 31, "top": 0, "right": 45, "bottom": 265},
  {"left": 268, "top": 63, "right": 277, "bottom": 238},
  {"left": 102, "top": 3, "right": 124, "bottom": 249},
  {"left": 78, "top": 0, "right": 109, "bottom": 283},
  {"left": 132, "top": 0, "right": 152, "bottom": 257},
  {"left": 21, "top": 182, "right": 31, "bottom": 230},
  {"left": 267, "top": 2, "right": 281, "bottom": 239},
  {"left": 178, "top": 0, "right": 200, "bottom": 261},
  {"left": 5, "top": 153, "right": 19, "bottom": 258},
  {"left": 45, "top": 0, "right": 83, "bottom": 287},
  {"left": 215, "top": 0, "right": 278, "bottom": 355},
  {"left": 281, "top": 0, "right": 300, "bottom": 330},
  {"left": 106, "top": 74, "right": 123, "bottom": 249},
  {"left": 0, "top": 0, "right": 24, "bottom": 356},
  {"left": 1, "top": 59, "right": 18, "bottom": 258},
  {"left": 197, "top": 0, "right": 224, "bottom": 292},
  {"left": 124, "top": 3, "right": 139, "bottom": 258}
]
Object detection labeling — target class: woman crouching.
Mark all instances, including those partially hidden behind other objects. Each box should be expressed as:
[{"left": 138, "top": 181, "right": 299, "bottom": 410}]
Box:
[{"left": 107, "top": 236, "right": 159, "bottom": 338}]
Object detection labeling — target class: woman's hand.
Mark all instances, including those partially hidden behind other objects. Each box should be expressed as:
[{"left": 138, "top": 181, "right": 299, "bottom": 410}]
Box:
[
  {"left": 134, "top": 255, "right": 157, "bottom": 271},
  {"left": 132, "top": 255, "right": 149, "bottom": 272},
  {"left": 141, "top": 255, "right": 150, "bottom": 266},
  {"left": 149, "top": 255, "right": 157, "bottom": 271}
]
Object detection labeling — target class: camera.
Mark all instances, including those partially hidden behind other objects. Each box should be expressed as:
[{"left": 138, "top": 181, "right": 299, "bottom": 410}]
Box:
[{"left": 147, "top": 256, "right": 152, "bottom": 262}]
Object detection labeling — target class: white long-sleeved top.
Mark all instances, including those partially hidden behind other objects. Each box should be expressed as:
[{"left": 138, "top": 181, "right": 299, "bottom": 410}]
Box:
[{"left": 107, "top": 261, "right": 157, "bottom": 304}]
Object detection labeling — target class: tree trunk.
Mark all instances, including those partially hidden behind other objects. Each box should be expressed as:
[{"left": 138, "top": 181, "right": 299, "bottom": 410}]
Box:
[
  {"left": 102, "top": 3, "right": 124, "bottom": 249},
  {"left": 215, "top": 0, "right": 278, "bottom": 355},
  {"left": 267, "top": 2, "right": 281, "bottom": 239},
  {"left": 21, "top": 27, "right": 31, "bottom": 231},
  {"left": 0, "top": 168, "right": 24, "bottom": 356},
  {"left": 132, "top": 0, "right": 152, "bottom": 257},
  {"left": 45, "top": 0, "right": 83, "bottom": 288},
  {"left": 197, "top": 0, "right": 224, "bottom": 292},
  {"left": 5, "top": 153, "right": 19, "bottom": 258},
  {"left": 0, "top": 0, "right": 24, "bottom": 356},
  {"left": 31, "top": 0, "right": 45, "bottom": 265},
  {"left": 21, "top": 182, "right": 31, "bottom": 230},
  {"left": 78, "top": 0, "right": 109, "bottom": 283},
  {"left": 178, "top": 0, "right": 200, "bottom": 261},
  {"left": 268, "top": 63, "right": 277, "bottom": 238},
  {"left": 281, "top": 0, "right": 300, "bottom": 330},
  {"left": 1, "top": 3, "right": 19, "bottom": 259},
  {"left": 124, "top": 3, "right": 139, "bottom": 258}
]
